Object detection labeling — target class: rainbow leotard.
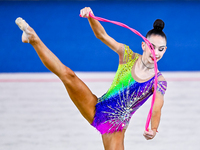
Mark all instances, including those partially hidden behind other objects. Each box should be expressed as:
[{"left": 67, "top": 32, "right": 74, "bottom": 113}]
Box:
[{"left": 91, "top": 45, "right": 167, "bottom": 134}]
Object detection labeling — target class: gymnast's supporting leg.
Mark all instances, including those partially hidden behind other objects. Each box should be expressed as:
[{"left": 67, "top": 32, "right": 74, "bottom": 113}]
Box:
[
  {"left": 15, "top": 17, "right": 97, "bottom": 124},
  {"left": 102, "top": 130, "right": 126, "bottom": 150}
]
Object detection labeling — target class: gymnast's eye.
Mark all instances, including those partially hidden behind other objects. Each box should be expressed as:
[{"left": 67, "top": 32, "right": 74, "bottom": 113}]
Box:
[
  {"left": 159, "top": 48, "right": 165, "bottom": 51},
  {"left": 150, "top": 45, "right": 155, "bottom": 50},
  {"left": 150, "top": 44, "right": 155, "bottom": 50}
]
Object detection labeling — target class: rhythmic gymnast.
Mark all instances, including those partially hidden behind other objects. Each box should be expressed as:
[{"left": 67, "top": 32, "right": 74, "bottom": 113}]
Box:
[{"left": 15, "top": 7, "right": 167, "bottom": 150}]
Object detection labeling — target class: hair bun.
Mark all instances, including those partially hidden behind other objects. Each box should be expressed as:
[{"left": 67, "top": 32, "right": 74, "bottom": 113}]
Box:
[{"left": 153, "top": 19, "right": 165, "bottom": 31}]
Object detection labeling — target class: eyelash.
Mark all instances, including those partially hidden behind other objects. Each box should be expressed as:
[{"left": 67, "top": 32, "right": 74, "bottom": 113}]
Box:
[
  {"left": 150, "top": 46, "right": 164, "bottom": 51},
  {"left": 159, "top": 48, "right": 164, "bottom": 51}
]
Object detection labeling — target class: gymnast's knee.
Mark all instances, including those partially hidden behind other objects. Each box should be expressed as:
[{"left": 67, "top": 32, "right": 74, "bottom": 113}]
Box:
[{"left": 59, "top": 66, "right": 76, "bottom": 84}]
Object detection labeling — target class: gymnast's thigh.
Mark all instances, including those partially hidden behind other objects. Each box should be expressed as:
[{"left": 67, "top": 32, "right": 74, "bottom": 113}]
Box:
[
  {"left": 102, "top": 129, "right": 126, "bottom": 150},
  {"left": 61, "top": 72, "right": 98, "bottom": 124}
]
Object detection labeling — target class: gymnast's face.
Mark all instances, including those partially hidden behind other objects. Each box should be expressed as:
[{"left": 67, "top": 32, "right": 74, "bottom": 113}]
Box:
[{"left": 142, "top": 34, "right": 167, "bottom": 63}]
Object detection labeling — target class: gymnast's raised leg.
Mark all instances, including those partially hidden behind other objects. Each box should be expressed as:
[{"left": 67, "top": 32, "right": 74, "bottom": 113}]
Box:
[{"left": 15, "top": 17, "right": 98, "bottom": 124}]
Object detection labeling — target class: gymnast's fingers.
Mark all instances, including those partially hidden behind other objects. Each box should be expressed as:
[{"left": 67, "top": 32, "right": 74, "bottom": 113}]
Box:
[
  {"left": 80, "top": 8, "right": 85, "bottom": 17},
  {"left": 80, "top": 7, "right": 93, "bottom": 18},
  {"left": 143, "top": 130, "right": 154, "bottom": 140},
  {"left": 143, "top": 133, "right": 153, "bottom": 140}
]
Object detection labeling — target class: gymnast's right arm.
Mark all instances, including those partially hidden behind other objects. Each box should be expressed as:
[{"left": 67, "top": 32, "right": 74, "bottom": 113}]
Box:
[{"left": 80, "top": 7, "right": 124, "bottom": 62}]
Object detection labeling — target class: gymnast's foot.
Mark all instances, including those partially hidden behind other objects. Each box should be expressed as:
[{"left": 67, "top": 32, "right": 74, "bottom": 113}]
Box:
[{"left": 15, "top": 17, "right": 38, "bottom": 44}]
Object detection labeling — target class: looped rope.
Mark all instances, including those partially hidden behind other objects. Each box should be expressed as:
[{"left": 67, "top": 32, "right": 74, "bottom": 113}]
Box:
[{"left": 80, "top": 13, "right": 158, "bottom": 131}]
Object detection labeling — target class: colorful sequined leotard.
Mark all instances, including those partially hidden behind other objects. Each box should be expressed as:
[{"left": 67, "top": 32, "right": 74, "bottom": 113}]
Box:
[{"left": 91, "top": 45, "right": 167, "bottom": 134}]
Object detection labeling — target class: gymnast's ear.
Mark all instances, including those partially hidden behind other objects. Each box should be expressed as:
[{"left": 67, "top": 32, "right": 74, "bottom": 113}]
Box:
[{"left": 141, "top": 41, "right": 146, "bottom": 51}]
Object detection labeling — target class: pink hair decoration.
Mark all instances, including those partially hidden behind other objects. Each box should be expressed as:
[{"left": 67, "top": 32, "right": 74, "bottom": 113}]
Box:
[{"left": 80, "top": 12, "right": 158, "bottom": 132}]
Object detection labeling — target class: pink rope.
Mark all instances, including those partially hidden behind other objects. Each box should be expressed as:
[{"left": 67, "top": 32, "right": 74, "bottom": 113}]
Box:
[{"left": 80, "top": 13, "right": 158, "bottom": 131}]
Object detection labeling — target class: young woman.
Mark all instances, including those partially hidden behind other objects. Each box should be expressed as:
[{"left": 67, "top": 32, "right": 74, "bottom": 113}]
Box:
[{"left": 15, "top": 7, "right": 167, "bottom": 150}]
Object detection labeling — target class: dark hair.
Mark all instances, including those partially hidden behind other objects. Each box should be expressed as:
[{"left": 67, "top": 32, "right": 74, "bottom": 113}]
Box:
[{"left": 146, "top": 19, "right": 167, "bottom": 42}]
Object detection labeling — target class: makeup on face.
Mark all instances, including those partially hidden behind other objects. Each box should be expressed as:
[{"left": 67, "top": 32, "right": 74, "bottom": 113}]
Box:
[
  {"left": 150, "top": 43, "right": 166, "bottom": 52},
  {"left": 143, "top": 35, "right": 167, "bottom": 63}
]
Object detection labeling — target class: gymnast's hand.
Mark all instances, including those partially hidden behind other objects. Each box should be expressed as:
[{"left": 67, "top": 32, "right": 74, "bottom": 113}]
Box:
[
  {"left": 80, "top": 7, "right": 94, "bottom": 18},
  {"left": 143, "top": 129, "right": 157, "bottom": 140}
]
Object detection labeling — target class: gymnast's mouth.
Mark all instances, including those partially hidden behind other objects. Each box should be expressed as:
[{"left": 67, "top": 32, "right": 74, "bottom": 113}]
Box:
[{"left": 150, "top": 56, "right": 159, "bottom": 61}]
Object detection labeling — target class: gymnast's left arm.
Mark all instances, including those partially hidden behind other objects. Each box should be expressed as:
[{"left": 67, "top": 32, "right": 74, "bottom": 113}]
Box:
[
  {"left": 143, "top": 75, "right": 167, "bottom": 140},
  {"left": 143, "top": 92, "right": 164, "bottom": 140}
]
